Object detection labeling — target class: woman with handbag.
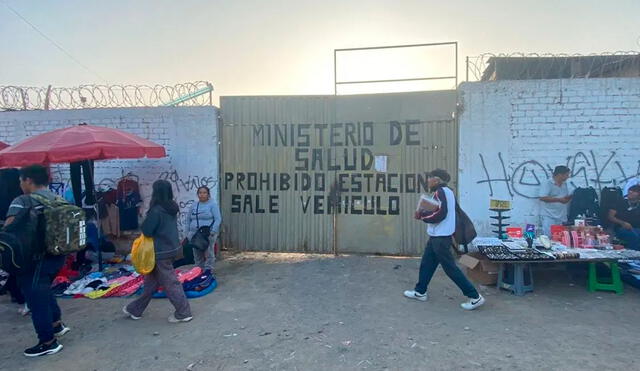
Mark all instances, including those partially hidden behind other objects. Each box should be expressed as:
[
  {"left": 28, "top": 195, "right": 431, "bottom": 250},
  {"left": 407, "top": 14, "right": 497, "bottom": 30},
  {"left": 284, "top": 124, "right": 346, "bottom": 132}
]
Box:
[
  {"left": 123, "top": 180, "right": 192, "bottom": 323},
  {"left": 186, "top": 186, "right": 222, "bottom": 273}
]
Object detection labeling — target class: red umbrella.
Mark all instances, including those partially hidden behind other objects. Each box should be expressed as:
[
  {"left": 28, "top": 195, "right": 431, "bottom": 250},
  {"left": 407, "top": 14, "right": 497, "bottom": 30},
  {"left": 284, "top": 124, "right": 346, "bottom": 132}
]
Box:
[
  {"left": 0, "top": 124, "right": 166, "bottom": 167},
  {"left": 0, "top": 141, "right": 8, "bottom": 151}
]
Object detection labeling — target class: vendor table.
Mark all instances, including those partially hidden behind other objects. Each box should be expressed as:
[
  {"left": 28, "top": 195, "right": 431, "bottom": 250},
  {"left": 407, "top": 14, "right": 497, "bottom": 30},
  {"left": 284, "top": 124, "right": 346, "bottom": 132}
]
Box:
[
  {"left": 474, "top": 243, "right": 640, "bottom": 296},
  {"left": 490, "top": 258, "right": 625, "bottom": 296}
]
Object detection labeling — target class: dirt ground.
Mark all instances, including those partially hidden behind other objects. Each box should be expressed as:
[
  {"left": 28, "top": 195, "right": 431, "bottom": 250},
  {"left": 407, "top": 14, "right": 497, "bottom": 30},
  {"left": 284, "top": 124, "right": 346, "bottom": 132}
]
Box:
[{"left": 1, "top": 252, "right": 638, "bottom": 371}]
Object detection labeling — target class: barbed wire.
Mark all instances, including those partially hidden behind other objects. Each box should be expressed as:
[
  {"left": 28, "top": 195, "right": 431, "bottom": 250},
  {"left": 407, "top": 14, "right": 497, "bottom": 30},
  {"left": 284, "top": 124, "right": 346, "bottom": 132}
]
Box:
[
  {"left": 0, "top": 81, "right": 214, "bottom": 111},
  {"left": 466, "top": 51, "right": 640, "bottom": 81}
]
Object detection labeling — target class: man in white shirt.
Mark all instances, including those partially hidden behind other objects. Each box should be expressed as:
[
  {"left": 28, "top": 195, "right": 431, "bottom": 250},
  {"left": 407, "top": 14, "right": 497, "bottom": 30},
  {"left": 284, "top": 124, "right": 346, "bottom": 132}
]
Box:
[
  {"left": 539, "top": 166, "right": 572, "bottom": 235},
  {"left": 403, "top": 169, "right": 485, "bottom": 311}
]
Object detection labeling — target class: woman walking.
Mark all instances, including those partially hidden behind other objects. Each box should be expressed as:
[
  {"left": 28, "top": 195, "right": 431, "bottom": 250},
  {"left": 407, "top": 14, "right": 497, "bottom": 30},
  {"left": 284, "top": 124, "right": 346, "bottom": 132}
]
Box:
[
  {"left": 186, "top": 186, "right": 222, "bottom": 272},
  {"left": 124, "top": 180, "right": 192, "bottom": 323}
]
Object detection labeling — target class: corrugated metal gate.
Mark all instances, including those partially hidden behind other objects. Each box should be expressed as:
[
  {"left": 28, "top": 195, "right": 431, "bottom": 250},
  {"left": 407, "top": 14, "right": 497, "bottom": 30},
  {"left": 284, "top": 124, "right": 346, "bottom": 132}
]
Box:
[{"left": 220, "top": 91, "right": 457, "bottom": 255}]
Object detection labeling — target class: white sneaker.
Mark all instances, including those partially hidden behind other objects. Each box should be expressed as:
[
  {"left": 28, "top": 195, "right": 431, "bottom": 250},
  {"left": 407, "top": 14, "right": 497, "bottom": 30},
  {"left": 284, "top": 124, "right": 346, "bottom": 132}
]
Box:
[
  {"left": 122, "top": 306, "right": 141, "bottom": 320},
  {"left": 403, "top": 290, "right": 428, "bottom": 302},
  {"left": 461, "top": 295, "right": 485, "bottom": 310},
  {"left": 18, "top": 304, "right": 30, "bottom": 316},
  {"left": 168, "top": 314, "right": 193, "bottom": 323},
  {"left": 53, "top": 323, "right": 71, "bottom": 337}
]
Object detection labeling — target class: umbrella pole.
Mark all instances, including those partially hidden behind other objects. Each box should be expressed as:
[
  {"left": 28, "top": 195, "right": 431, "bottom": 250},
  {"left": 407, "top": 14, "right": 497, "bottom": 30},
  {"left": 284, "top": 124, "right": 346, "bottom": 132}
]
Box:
[
  {"left": 82, "top": 160, "right": 103, "bottom": 272},
  {"left": 91, "top": 162, "right": 104, "bottom": 272}
]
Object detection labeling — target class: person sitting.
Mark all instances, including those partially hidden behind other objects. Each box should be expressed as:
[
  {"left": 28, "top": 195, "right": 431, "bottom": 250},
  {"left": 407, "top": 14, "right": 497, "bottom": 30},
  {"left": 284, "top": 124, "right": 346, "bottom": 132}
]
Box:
[
  {"left": 623, "top": 176, "right": 640, "bottom": 198},
  {"left": 607, "top": 184, "right": 640, "bottom": 250}
]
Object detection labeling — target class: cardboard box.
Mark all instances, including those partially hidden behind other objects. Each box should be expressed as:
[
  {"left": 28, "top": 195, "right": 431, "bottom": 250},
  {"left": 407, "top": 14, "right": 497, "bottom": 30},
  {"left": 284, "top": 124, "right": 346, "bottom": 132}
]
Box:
[
  {"left": 459, "top": 253, "right": 499, "bottom": 286},
  {"left": 416, "top": 194, "right": 440, "bottom": 212}
]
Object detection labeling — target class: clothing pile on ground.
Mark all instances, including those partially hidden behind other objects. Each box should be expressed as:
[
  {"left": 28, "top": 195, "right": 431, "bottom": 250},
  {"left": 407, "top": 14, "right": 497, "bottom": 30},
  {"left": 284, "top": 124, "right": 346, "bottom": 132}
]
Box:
[
  {"left": 49, "top": 256, "right": 217, "bottom": 299},
  {"left": 152, "top": 267, "right": 217, "bottom": 298},
  {"left": 50, "top": 257, "right": 143, "bottom": 299}
]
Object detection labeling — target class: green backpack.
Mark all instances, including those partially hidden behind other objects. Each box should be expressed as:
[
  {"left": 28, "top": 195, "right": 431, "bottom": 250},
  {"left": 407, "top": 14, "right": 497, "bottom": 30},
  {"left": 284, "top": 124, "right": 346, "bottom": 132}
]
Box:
[{"left": 30, "top": 193, "right": 87, "bottom": 256}]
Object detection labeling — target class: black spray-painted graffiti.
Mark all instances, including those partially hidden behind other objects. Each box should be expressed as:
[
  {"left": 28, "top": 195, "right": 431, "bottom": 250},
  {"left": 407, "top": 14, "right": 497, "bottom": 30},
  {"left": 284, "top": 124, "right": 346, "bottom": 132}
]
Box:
[
  {"left": 159, "top": 169, "right": 218, "bottom": 193},
  {"left": 176, "top": 200, "right": 195, "bottom": 228},
  {"left": 477, "top": 151, "right": 640, "bottom": 199},
  {"left": 227, "top": 121, "right": 425, "bottom": 215}
]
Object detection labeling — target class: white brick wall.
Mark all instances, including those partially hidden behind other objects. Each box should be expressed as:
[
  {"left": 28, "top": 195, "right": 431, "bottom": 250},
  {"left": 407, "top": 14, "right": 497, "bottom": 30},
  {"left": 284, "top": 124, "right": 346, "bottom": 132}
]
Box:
[
  {"left": 0, "top": 106, "right": 220, "bottom": 236},
  {"left": 459, "top": 78, "right": 640, "bottom": 235}
]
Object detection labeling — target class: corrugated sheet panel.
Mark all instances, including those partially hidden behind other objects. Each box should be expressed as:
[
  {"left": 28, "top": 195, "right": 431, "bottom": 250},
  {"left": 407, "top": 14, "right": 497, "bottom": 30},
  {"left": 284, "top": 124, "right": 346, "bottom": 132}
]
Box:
[
  {"left": 220, "top": 96, "right": 336, "bottom": 253},
  {"left": 332, "top": 91, "right": 457, "bottom": 255},
  {"left": 220, "top": 92, "right": 458, "bottom": 255}
]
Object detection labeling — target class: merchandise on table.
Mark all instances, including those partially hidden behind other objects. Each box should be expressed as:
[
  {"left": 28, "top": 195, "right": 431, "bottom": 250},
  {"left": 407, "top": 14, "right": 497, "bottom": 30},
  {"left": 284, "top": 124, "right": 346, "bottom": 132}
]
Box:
[
  {"left": 472, "top": 237, "right": 504, "bottom": 247},
  {"left": 506, "top": 227, "right": 523, "bottom": 238},
  {"left": 551, "top": 251, "right": 580, "bottom": 259},
  {"left": 478, "top": 245, "right": 556, "bottom": 261}
]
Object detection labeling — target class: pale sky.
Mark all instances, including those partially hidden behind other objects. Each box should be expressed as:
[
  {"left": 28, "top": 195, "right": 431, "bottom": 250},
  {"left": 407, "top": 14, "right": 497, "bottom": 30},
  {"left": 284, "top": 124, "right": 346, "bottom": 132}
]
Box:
[{"left": 1, "top": 0, "right": 639, "bottom": 103}]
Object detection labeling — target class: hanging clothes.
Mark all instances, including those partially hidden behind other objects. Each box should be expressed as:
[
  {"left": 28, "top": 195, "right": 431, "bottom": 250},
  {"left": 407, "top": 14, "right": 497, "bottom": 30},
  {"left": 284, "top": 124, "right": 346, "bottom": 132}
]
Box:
[
  {"left": 100, "top": 204, "right": 121, "bottom": 237},
  {"left": 118, "top": 191, "right": 142, "bottom": 231},
  {"left": 98, "top": 188, "right": 118, "bottom": 205},
  {"left": 0, "top": 168, "right": 22, "bottom": 221},
  {"left": 116, "top": 176, "right": 142, "bottom": 231},
  {"left": 70, "top": 160, "right": 96, "bottom": 207},
  {"left": 117, "top": 177, "right": 140, "bottom": 199}
]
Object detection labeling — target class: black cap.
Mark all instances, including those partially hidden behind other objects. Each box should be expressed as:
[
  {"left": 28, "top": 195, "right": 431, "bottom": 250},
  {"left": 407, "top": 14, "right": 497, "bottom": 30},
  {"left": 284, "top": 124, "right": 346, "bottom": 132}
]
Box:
[
  {"left": 553, "top": 165, "right": 571, "bottom": 176},
  {"left": 428, "top": 169, "right": 451, "bottom": 183}
]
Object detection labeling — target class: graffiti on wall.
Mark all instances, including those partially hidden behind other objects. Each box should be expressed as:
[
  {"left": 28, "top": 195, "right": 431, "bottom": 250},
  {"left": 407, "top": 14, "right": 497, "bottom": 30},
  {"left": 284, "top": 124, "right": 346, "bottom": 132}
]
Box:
[
  {"left": 477, "top": 150, "right": 640, "bottom": 199},
  {"left": 48, "top": 163, "right": 218, "bottom": 235},
  {"left": 159, "top": 169, "right": 218, "bottom": 193}
]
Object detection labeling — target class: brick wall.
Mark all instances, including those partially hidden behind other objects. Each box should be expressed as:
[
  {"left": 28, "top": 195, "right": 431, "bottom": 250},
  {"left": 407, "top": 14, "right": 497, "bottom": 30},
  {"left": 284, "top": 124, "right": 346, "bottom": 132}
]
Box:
[
  {"left": 0, "top": 106, "right": 219, "bottom": 236},
  {"left": 458, "top": 78, "right": 640, "bottom": 235}
]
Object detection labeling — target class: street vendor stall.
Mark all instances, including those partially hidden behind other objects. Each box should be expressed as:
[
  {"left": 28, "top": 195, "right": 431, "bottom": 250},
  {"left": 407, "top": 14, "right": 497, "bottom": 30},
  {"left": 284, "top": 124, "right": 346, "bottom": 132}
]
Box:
[
  {"left": 0, "top": 124, "right": 220, "bottom": 303},
  {"left": 471, "top": 236, "right": 640, "bottom": 296},
  {"left": 0, "top": 123, "right": 166, "bottom": 269}
]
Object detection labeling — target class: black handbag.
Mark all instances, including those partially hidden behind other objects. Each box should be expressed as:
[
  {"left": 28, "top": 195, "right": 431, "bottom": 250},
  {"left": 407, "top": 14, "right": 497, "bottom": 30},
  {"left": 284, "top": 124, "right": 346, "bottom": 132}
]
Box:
[
  {"left": 190, "top": 203, "right": 214, "bottom": 251},
  {"left": 453, "top": 202, "right": 477, "bottom": 253}
]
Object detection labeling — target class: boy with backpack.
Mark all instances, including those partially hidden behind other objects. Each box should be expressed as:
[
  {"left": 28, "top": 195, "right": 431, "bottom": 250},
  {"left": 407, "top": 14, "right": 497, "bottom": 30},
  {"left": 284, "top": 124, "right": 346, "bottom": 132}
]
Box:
[{"left": 4, "top": 165, "right": 82, "bottom": 357}]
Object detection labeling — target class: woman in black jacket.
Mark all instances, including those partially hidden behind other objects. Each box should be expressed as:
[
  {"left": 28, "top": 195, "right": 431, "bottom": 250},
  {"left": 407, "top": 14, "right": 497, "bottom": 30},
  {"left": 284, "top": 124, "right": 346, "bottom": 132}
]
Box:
[{"left": 123, "top": 180, "right": 193, "bottom": 322}]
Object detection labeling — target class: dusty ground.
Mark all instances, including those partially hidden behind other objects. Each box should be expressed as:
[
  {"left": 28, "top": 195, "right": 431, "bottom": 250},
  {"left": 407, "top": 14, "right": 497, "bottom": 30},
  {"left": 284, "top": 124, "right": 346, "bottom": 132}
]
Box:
[{"left": 1, "top": 252, "right": 638, "bottom": 371}]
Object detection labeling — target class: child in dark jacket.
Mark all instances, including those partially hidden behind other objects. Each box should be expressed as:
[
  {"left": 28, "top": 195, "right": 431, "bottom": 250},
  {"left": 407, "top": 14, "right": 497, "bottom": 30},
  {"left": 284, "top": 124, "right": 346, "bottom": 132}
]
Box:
[{"left": 124, "top": 180, "right": 193, "bottom": 323}]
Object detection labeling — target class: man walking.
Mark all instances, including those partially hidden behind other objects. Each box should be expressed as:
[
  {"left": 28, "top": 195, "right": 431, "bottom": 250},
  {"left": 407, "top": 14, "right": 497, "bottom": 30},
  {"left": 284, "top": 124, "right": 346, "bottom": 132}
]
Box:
[
  {"left": 4, "top": 165, "right": 70, "bottom": 357},
  {"left": 403, "top": 169, "right": 485, "bottom": 310}
]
